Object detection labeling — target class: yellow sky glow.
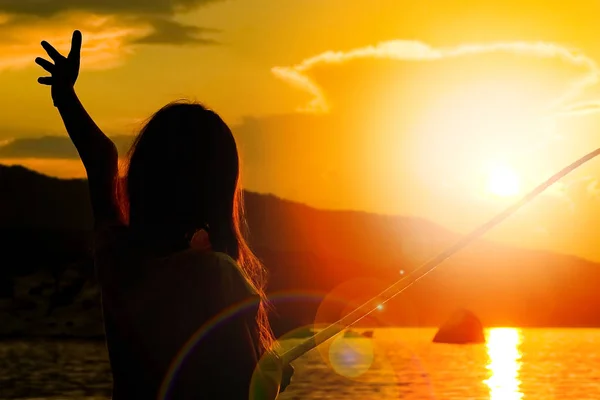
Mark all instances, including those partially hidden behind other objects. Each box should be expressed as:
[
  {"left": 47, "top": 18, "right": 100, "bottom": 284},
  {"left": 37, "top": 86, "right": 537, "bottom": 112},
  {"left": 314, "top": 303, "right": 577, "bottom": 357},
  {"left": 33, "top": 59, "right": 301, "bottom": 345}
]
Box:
[{"left": 3, "top": 1, "right": 600, "bottom": 261}]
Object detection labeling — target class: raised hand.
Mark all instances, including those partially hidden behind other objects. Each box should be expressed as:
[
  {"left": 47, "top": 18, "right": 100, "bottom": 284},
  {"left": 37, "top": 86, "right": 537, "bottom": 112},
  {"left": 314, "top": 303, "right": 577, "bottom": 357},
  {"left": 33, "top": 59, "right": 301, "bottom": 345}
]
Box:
[
  {"left": 34, "top": 29, "right": 120, "bottom": 228},
  {"left": 35, "top": 30, "right": 82, "bottom": 105}
]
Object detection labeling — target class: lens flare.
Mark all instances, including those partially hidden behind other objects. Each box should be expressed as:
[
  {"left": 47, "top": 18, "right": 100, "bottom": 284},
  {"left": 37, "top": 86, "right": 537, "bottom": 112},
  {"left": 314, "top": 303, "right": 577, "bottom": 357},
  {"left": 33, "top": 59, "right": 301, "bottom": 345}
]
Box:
[
  {"left": 328, "top": 335, "right": 375, "bottom": 378},
  {"left": 312, "top": 278, "right": 392, "bottom": 363}
]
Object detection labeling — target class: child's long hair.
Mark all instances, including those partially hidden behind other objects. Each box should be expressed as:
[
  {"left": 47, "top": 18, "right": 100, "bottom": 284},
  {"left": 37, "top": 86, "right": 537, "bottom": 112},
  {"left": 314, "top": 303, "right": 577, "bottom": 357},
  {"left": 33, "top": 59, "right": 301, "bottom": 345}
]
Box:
[{"left": 116, "top": 100, "right": 275, "bottom": 354}]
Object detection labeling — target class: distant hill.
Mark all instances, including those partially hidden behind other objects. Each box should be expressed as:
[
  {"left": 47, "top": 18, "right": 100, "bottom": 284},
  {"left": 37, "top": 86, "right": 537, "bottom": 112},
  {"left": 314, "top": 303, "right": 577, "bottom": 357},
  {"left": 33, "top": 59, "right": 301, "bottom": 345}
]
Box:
[{"left": 1, "top": 164, "right": 600, "bottom": 339}]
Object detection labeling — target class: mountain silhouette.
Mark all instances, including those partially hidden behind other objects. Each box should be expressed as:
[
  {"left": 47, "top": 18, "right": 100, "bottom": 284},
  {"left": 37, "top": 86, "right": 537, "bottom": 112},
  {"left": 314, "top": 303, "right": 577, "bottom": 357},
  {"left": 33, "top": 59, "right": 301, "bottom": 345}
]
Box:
[{"left": 1, "top": 164, "right": 600, "bottom": 339}]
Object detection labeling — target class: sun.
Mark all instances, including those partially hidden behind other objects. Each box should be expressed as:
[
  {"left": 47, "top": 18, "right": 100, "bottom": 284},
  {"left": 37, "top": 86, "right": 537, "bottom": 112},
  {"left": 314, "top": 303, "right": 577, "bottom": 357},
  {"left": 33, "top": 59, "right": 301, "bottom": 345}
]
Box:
[{"left": 487, "top": 164, "right": 521, "bottom": 197}]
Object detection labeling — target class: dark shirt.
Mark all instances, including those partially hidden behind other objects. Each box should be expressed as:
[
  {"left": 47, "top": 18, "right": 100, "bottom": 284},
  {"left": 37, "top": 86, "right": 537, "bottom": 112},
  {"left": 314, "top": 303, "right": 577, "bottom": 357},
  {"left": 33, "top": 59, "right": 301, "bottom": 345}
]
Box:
[{"left": 94, "top": 225, "right": 262, "bottom": 399}]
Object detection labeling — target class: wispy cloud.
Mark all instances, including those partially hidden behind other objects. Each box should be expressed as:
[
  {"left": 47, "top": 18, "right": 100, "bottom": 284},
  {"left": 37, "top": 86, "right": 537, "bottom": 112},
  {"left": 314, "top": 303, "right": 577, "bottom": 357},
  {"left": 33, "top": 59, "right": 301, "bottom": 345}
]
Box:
[{"left": 272, "top": 40, "right": 600, "bottom": 114}]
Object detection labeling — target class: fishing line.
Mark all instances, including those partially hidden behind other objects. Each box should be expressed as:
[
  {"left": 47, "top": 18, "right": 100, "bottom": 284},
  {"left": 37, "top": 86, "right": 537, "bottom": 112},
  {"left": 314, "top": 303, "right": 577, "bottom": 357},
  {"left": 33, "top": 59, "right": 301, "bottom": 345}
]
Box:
[{"left": 280, "top": 147, "right": 600, "bottom": 365}]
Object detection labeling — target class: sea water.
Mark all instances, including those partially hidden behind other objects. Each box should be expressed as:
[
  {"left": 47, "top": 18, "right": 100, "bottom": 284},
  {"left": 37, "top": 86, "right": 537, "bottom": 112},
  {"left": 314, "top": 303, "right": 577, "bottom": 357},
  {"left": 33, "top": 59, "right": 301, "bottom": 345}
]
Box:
[{"left": 1, "top": 328, "right": 599, "bottom": 399}]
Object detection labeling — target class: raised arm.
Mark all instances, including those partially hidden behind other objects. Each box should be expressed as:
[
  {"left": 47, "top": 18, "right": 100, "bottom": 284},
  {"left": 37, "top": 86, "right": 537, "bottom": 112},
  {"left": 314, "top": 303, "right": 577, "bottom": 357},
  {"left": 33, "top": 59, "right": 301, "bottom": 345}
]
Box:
[{"left": 35, "top": 31, "right": 121, "bottom": 226}]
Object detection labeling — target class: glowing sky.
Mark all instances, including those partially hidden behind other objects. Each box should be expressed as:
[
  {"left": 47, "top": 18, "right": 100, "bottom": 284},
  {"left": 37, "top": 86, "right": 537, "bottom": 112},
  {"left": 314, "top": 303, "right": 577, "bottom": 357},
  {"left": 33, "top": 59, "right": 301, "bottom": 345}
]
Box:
[{"left": 3, "top": 1, "right": 600, "bottom": 261}]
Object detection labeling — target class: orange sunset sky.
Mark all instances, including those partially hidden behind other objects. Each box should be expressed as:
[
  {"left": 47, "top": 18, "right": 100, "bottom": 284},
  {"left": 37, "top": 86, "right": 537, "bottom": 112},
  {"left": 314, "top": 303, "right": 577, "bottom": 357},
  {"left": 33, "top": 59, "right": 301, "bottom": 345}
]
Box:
[{"left": 2, "top": 1, "right": 600, "bottom": 262}]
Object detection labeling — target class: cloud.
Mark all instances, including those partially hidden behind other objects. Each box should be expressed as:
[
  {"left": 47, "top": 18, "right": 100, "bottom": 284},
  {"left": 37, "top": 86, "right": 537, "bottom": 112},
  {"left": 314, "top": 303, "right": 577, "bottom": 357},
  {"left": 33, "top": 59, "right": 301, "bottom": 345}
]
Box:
[
  {"left": 0, "top": 135, "right": 135, "bottom": 159},
  {"left": 272, "top": 40, "right": 600, "bottom": 114},
  {"left": 131, "top": 17, "right": 219, "bottom": 45},
  {"left": 0, "top": 0, "right": 220, "bottom": 16},
  {"left": 0, "top": 136, "right": 79, "bottom": 159},
  {"left": 0, "top": 0, "right": 222, "bottom": 69}
]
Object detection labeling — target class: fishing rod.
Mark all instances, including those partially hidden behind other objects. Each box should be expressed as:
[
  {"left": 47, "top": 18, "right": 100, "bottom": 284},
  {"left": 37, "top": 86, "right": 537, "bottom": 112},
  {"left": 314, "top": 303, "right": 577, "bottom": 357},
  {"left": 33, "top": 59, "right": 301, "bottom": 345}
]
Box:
[{"left": 280, "top": 146, "right": 600, "bottom": 365}]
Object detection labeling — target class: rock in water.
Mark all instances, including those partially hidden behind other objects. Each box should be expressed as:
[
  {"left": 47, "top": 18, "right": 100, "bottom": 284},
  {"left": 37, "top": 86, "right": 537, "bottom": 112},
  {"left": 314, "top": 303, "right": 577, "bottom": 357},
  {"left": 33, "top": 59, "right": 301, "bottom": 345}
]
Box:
[{"left": 432, "top": 309, "right": 485, "bottom": 344}]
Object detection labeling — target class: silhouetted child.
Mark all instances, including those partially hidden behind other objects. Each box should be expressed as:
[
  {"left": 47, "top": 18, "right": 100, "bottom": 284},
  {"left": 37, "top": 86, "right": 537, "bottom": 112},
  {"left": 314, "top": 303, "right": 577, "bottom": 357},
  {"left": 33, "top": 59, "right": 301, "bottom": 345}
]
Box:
[{"left": 36, "top": 30, "right": 292, "bottom": 399}]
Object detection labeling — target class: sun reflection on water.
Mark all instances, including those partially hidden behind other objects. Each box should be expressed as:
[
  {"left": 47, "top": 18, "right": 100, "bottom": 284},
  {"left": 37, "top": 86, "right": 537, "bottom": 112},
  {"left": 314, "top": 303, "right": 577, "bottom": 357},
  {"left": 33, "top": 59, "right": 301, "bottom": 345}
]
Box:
[{"left": 484, "top": 328, "right": 523, "bottom": 400}]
